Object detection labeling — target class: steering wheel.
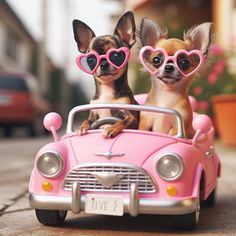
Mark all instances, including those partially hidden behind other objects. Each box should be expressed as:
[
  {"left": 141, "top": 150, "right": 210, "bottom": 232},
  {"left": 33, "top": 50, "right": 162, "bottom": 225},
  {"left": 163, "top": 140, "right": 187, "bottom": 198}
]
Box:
[{"left": 90, "top": 117, "right": 122, "bottom": 129}]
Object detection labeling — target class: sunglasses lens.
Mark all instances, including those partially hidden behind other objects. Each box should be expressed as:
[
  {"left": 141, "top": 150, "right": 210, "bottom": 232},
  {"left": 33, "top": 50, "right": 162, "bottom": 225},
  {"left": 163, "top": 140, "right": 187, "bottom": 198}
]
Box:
[
  {"left": 142, "top": 49, "right": 165, "bottom": 72},
  {"left": 86, "top": 55, "right": 97, "bottom": 70},
  {"left": 80, "top": 55, "right": 97, "bottom": 72},
  {"left": 177, "top": 53, "right": 201, "bottom": 74},
  {"left": 109, "top": 51, "right": 126, "bottom": 67}
]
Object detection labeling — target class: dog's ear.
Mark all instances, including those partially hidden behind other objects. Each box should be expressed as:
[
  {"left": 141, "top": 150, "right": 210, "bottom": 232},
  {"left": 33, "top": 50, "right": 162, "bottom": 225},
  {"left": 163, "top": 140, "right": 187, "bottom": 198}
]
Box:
[
  {"left": 184, "top": 22, "right": 213, "bottom": 56},
  {"left": 140, "top": 17, "right": 168, "bottom": 47},
  {"left": 114, "top": 11, "right": 136, "bottom": 48},
  {"left": 72, "top": 20, "right": 96, "bottom": 53}
]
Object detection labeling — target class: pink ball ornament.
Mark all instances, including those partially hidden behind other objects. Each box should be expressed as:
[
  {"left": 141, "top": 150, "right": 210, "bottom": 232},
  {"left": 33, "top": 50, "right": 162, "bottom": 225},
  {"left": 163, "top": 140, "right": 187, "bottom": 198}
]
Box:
[{"left": 43, "top": 112, "right": 62, "bottom": 131}]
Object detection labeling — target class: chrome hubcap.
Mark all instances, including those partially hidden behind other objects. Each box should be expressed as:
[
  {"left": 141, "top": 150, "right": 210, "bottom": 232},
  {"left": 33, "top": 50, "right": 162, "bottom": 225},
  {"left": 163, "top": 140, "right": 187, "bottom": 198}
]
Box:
[{"left": 195, "top": 199, "right": 200, "bottom": 223}]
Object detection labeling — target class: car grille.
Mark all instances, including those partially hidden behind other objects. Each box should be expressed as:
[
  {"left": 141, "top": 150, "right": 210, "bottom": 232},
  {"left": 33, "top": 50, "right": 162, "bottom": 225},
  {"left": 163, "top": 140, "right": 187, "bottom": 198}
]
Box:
[{"left": 63, "top": 164, "right": 156, "bottom": 193}]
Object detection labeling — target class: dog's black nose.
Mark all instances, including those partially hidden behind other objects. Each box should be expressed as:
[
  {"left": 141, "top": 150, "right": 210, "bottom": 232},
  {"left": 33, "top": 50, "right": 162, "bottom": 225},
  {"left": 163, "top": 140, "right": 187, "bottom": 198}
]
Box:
[
  {"left": 164, "top": 64, "right": 175, "bottom": 74},
  {"left": 100, "top": 60, "right": 109, "bottom": 70}
]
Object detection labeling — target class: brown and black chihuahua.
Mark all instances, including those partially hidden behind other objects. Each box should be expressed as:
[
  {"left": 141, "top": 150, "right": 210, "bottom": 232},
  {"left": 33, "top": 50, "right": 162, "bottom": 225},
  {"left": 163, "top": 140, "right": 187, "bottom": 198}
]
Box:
[{"left": 73, "top": 11, "right": 138, "bottom": 138}]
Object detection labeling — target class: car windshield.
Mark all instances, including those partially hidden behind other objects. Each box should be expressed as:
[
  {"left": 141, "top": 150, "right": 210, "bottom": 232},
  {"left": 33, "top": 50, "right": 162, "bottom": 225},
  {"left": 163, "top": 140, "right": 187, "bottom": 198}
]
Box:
[
  {"left": 66, "top": 104, "right": 186, "bottom": 138},
  {"left": 0, "top": 76, "right": 29, "bottom": 92}
]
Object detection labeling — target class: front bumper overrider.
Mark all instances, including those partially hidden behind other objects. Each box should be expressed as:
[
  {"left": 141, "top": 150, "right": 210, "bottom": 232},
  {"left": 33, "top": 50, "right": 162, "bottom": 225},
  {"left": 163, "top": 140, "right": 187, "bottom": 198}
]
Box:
[{"left": 29, "top": 183, "right": 197, "bottom": 217}]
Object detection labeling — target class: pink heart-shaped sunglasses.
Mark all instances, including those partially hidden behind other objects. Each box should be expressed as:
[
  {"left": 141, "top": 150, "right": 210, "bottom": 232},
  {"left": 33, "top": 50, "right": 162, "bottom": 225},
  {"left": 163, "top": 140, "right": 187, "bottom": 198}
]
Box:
[
  {"left": 139, "top": 46, "right": 205, "bottom": 77},
  {"left": 76, "top": 47, "right": 130, "bottom": 74}
]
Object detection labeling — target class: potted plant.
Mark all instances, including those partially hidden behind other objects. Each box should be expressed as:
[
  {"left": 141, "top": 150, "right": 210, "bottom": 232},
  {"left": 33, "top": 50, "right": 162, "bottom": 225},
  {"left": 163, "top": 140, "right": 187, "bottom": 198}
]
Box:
[{"left": 190, "top": 44, "right": 236, "bottom": 146}]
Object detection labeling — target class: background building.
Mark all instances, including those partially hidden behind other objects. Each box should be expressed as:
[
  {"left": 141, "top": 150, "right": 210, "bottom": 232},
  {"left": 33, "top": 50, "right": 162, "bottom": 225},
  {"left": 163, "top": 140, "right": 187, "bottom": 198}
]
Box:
[
  {"left": 0, "top": 0, "right": 37, "bottom": 74},
  {"left": 0, "top": 0, "right": 79, "bottom": 117}
]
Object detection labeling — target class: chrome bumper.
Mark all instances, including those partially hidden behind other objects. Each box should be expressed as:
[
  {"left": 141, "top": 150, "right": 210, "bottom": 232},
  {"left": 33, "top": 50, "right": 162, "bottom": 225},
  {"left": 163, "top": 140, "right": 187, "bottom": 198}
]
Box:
[{"left": 29, "top": 183, "right": 197, "bottom": 216}]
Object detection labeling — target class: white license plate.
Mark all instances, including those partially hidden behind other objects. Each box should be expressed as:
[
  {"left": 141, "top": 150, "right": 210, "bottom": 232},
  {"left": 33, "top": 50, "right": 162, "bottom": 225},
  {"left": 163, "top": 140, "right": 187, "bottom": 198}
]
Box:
[{"left": 85, "top": 195, "right": 123, "bottom": 216}]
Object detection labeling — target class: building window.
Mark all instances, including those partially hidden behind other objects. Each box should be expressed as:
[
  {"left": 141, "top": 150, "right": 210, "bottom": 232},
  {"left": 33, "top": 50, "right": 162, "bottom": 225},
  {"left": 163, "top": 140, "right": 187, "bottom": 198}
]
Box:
[{"left": 5, "top": 30, "right": 19, "bottom": 61}]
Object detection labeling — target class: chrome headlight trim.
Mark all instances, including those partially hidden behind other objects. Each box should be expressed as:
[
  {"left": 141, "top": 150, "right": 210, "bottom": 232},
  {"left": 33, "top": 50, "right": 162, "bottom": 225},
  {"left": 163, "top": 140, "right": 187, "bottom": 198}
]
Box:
[
  {"left": 36, "top": 151, "right": 64, "bottom": 178},
  {"left": 156, "top": 153, "right": 184, "bottom": 181}
]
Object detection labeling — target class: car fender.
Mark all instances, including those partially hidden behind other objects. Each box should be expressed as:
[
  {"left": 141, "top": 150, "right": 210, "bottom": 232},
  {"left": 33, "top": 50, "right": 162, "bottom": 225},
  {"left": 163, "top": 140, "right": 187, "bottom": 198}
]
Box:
[
  {"left": 192, "top": 163, "right": 204, "bottom": 199},
  {"left": 29, "top": 140, "right": 72, "bottom": 195}
]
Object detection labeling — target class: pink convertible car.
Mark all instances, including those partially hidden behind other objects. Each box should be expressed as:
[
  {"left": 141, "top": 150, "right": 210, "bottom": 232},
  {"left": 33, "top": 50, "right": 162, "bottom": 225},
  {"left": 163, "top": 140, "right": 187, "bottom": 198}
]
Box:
[{"left": 29, "top": 97, "right": 220, "bottom": 230}]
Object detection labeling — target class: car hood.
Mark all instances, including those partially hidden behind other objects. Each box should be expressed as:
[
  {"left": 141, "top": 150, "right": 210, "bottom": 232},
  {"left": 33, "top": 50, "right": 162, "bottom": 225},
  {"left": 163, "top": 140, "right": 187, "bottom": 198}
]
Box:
[{"left": 70, "top": 130, "right": 177, "bottom": 167}]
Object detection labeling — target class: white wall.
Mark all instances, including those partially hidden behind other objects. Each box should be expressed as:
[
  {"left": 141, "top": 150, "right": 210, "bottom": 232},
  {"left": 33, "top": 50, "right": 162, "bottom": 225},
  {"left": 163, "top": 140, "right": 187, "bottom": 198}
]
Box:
[
  {"left": 0, "top": 5, "right": 35, "bottom": 73},
  {"left": 0, "top": 25, "right": 30, "bottom": 71}
]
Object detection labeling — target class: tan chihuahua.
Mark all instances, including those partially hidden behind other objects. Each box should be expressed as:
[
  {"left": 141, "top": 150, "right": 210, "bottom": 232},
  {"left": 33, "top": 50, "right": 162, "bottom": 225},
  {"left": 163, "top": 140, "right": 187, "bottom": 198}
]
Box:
[{"left": 138, "top": 18, "right": 212, "bottom": 138}]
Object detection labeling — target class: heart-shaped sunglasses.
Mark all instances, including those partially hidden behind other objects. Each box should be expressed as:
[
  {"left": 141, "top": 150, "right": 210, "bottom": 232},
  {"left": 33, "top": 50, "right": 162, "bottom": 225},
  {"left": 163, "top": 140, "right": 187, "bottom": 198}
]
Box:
[
  {"left": 139, "top": 46, "right": 205, "bottom": 77},
  {"left": 76, "top": 47, "right": 130, "bottom": 74}
]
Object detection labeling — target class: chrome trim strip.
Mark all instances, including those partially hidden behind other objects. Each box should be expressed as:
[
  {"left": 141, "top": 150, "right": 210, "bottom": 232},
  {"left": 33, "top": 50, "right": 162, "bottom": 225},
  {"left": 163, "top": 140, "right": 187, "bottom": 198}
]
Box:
[
  {"left": 91, "top": 172, "right": 124, "bottom": 188},
  {"left": 129, "top": 183, "right": 139, "bottom": 217},
  {"left": 205, "top": 146, "right": 214, "bottom": 160},
  {"left": 29, "top": 193, "right": 197, "bottom": 216},
  {"left": 94, "top": 152, "right": 125, "bottom": 159},
  {"left": 66, "top": 104, "right": 186, "bottom": 138},
  {"left": 62, "top": 163, "right": 157, "bottom": 193},
  {"left": 71, "top": 182, "right": 80, "bottom": 213},
  {"left": 64, "top": 162, "right": 150, "bottom": 170}
]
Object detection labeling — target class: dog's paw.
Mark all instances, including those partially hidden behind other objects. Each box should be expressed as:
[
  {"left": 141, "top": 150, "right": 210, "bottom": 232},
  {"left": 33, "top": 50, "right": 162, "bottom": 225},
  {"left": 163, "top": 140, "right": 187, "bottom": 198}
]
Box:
[
  {"left": 77, "top": 120, "right": 91, "bottom": 136},
  {"left": 102, "top": 126, "right": 122, "bottom": 139},
  {"left": 77, "top": 126, "right": 88, "bottom": 136},
  {"left": 168, "top": 128, "right": 178, "bottom": 136}
]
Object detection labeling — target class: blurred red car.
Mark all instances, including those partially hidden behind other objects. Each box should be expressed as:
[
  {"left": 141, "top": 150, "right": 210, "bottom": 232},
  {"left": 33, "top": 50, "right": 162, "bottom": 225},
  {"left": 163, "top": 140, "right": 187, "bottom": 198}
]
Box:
[{"left": 0, "top": 71, "right": 50, "bottom": 137}]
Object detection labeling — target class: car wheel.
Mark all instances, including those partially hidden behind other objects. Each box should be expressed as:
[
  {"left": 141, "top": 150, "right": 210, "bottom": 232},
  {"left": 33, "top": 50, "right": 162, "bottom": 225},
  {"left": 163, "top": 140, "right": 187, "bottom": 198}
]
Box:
[
  {"left": 28, "top": 123, "right": 37, "bottom": 137},
  {"left": 202, "top": 189, "right": 216, "bottom": 207},
  {"left": 173, "top": 195, "right": 200, "bottom": 230},
  {"left": 35, "top": 209, "right": 67, "bottom": 226},
  {"left": 3, "top": 126, "right": 12, "bottom": 138}
]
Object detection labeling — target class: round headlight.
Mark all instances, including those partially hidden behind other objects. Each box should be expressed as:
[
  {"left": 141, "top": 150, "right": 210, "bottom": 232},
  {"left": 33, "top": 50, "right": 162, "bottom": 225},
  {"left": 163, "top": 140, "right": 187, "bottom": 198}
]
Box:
[
  {"left": 37, "top": 151, "right": 63, "bottom": 178},
  {"left": 157, "top": 153, "right": 184, "bottom": 181}
]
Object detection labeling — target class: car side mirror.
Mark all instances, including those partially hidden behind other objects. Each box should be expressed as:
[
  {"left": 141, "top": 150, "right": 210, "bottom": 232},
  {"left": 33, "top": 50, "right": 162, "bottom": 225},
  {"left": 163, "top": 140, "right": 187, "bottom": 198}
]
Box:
[
  {"left": 43, "top": 112, "right": 62, "bottom": 142},
  {"left": 192, "top": 114, "right": 212, "bottom": 145}
]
